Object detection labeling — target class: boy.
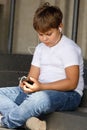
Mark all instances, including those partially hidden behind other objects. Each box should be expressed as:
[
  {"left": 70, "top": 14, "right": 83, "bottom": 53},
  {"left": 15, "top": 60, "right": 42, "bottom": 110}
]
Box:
[{"left": 0, "top": 2, "right": 84, "bottom": 130}]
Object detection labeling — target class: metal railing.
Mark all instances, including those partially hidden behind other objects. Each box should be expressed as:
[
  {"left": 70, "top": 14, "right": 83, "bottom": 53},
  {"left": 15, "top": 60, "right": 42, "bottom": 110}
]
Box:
[
  {"left": 72, "top": 0, "right": 80, "bottom": 42},
  {"left": 8, "top": 0, "right": 16, "bottom": 54}
]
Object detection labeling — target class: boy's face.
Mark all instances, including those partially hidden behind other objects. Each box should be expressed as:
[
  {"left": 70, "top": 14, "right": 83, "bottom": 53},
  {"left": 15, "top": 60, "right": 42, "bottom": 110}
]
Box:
[{"left": 38, "top": 28, "right": 60, "bottom": 47}]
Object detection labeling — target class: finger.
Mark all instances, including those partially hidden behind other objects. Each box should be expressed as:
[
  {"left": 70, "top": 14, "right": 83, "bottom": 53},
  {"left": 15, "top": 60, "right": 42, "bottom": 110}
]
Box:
[
  {"left": 30, "top": 77, "right": 35, "bottom": 82},
  {"left": 23, "top": 85, "right": 33, "bottom": 93},
  {"left": 19, "top": 81, "right": 25, "bottom": 88},
  {"left": 19, "top": 83, "right": 23, "bottom": 89},
  {"left": 23, "top": 81, "right": 31, "bottom": 87}
]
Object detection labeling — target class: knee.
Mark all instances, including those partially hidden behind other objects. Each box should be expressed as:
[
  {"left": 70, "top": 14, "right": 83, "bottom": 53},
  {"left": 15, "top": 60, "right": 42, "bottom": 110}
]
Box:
[{"left": 29, "top": 91, "right": 51, "bottom": 107}]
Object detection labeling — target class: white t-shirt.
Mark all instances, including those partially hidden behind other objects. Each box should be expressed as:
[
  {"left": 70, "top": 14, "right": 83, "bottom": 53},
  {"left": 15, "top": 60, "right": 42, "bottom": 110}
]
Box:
[{"left": 31, "top": 35, "right": 84, "bottom": 96}]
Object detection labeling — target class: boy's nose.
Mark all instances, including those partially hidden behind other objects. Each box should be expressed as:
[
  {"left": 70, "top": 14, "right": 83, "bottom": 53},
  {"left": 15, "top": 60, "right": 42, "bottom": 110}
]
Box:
[{"left": 43, "top": 35, "right": 48, "bottom": 41}]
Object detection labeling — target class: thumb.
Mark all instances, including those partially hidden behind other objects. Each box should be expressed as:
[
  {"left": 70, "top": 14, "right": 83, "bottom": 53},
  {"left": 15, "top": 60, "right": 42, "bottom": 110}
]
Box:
[{"left": 30, "top": 77, "right": 36, "bottom": 82}]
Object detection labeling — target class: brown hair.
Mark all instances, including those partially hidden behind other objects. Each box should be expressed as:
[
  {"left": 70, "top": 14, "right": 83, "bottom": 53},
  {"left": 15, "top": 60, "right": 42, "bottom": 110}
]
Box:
[{"left": 33, "top": 2, "right": 63, "bottom": 33}]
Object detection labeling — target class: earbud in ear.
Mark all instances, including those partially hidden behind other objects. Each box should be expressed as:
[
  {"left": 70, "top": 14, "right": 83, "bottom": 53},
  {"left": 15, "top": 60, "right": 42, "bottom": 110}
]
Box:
[{"left": 59, "top": 27, "right": 62, "bottom": 33}]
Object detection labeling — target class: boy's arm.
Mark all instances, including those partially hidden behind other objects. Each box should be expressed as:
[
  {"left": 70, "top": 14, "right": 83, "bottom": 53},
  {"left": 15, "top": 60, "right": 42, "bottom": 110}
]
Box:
[
  {"left": 27, "top": 65, "right": 40, "bottom": 80},
  {"left": 20, "top": 65, "right": 79, "bottom": 93},
  {"left": 40, "top": 65, "right": 79, "bottom": 91}
]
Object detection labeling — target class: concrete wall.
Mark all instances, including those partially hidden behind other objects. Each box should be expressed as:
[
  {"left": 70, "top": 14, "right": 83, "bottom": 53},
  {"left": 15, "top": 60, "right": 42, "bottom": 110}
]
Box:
[
  {"left": 13, "top": 0, "right": 39, "bottom": 54},
  {"left": 77, "top": 0, "right": 87, "bottom": 59},
  {"left": 0, "top": 0, "right": 10, "bottom": 53},
  {"left": 13, "top": 0, "right": 74, "bottom": 54}
]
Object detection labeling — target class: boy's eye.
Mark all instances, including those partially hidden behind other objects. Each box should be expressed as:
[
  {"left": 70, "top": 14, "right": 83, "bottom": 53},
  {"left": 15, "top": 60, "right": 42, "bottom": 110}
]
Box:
[
  {"left": 38, "top": 32, "right": 52, "bottom": 36},
  {"left": 47, "top": 33, "right": 52, "bottom": 36},
  {"left": 39, "top": 33, "right": 43, "bottom": 36}
]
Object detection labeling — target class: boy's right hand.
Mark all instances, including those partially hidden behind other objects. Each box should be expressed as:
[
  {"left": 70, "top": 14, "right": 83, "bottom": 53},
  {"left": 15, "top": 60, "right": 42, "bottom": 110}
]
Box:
[{"left": 19, "top": 77, "right": 41, "bottom": 93}]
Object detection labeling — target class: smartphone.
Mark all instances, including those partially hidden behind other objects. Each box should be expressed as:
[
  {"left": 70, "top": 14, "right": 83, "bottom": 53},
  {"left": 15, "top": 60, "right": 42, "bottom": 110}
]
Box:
[
  {"left": 19, "top": 76, "right": 34, "bottom": 85},
  {"left": 26, "top": 80, "right": 34, "bottom": 85}
]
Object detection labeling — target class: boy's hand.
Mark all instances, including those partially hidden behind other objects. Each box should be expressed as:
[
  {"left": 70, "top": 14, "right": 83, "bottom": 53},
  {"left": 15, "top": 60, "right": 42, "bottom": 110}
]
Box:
[{"left": 19, "top": 77, "right": 41, "bottom": 93}]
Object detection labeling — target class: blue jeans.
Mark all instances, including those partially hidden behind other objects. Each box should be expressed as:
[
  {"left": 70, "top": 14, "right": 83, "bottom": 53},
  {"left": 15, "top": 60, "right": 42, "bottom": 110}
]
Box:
[{"left": 0, "top": 86, "right": 81, "bottom": 128}]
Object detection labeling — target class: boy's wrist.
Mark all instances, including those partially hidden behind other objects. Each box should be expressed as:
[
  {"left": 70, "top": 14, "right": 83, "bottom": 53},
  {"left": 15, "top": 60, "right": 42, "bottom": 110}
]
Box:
[{"left": 39, "top": 82, "right": 45, "bottom": 90}]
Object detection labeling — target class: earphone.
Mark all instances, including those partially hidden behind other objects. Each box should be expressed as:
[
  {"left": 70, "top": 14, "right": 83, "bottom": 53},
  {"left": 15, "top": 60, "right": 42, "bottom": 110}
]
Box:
[{"left": 59, "top": 27, "right": 62, "bottom": 33}]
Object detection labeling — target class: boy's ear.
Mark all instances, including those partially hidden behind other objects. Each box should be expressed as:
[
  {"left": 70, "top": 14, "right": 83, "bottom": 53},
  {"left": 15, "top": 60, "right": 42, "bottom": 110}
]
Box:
[
  {"left": 59, "top": 23, "right": 63, "bottom": 28},
  {"left": 59, "top": 23, "right": 63, "bottom": 32}
]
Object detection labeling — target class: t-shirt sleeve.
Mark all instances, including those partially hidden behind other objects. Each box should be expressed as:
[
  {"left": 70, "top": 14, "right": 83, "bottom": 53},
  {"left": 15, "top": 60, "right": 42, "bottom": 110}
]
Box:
[{"left": 61, "top": 45, "right": 81, "bottom": 68}]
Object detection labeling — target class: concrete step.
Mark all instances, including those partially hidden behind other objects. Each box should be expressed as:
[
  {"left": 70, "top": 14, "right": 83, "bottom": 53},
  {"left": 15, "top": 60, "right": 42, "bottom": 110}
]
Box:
[
  {"left": 46, "top": 111, "right": 87, "bottom": 130},
  {"left": 1, "top": 111, "right": 87, "bottom": 130}
]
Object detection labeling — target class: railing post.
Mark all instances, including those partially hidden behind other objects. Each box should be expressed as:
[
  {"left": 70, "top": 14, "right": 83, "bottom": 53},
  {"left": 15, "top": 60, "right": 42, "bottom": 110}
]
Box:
[
  {"left": 8, "top": 0, "right": 16, "bottom": 54},
  {"left": 72, "top": 0, "right": 80, "bottom": 42}
]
